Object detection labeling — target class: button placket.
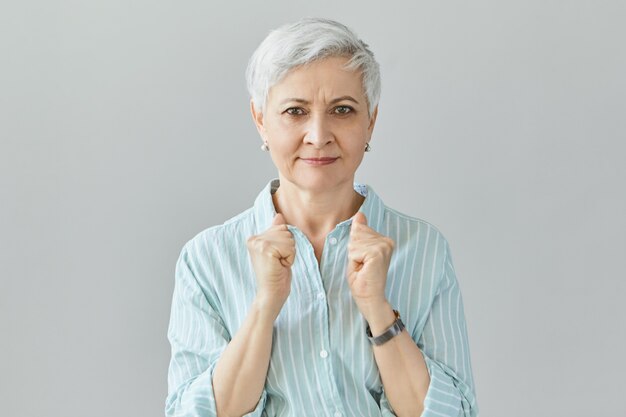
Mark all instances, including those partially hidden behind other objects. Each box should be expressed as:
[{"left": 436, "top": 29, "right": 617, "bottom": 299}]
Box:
[
  {"left": 320, "top": 228, "right": 349, "bottom": 417},
  {"left": 287, "top": 224, "right": 345, "bottom": 414}
]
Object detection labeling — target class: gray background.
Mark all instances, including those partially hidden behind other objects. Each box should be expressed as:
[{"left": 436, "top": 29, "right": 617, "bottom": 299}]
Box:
[{"left": 1, "top": 1, "right": 625, "bottom": 416}]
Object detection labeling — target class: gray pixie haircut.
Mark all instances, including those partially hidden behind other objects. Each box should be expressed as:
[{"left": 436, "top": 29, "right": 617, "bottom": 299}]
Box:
[{"left": 245, "top": 17, "right": 381, "bottom": 117}]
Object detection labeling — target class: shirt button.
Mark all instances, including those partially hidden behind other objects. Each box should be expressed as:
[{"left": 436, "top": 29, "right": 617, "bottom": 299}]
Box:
[
  {"left": 317, "top": 292, "right": 325, "bottom": 300},
  {"left": 319, "top": 349, "right": 328, "bottom": 358},
  {"left": 334, "top": 412, "right": 342, "bottom": 417},
  {"left": 329, "top": 236, "right": 337, "bottom": 245}
]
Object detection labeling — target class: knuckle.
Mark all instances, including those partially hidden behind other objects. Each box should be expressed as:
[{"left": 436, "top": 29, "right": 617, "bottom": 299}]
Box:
[{"left": 259, "top": 240, "right": 271, "bottom": 251}]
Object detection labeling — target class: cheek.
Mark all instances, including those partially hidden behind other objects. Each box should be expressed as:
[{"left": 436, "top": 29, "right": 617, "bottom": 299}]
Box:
[
  {"left": 278, "top": 129, "right": 307, "bottom": 151},
  {"left": 271, "top": 137, "right": 301, "bottom": 161},
  {"left": 266, "top": 128, "right": 294, "bottom": 147},
  {"left": 345, "top": 127, "right": 369, "bottom": 149},
  {"left": 337, "top": 118, "right": 368, "bottom": 136},
  {"left": 349, "top": 148, "right": 366, "bottom": 165}
]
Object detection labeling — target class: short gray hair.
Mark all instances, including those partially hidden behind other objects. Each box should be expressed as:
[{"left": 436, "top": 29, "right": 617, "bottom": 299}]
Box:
[{"left": 245, "top": 17, "right": 381, "bottom": 117}]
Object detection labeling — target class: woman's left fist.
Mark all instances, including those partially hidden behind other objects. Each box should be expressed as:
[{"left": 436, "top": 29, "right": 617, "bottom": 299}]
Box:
[{"left": 346, "top": 212, "right": 395, "bottom": 308}]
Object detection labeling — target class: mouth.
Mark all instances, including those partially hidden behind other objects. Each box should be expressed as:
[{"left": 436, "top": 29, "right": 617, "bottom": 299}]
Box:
[{"left": 300, "top": 157, "right": 339, "bottom": 166}]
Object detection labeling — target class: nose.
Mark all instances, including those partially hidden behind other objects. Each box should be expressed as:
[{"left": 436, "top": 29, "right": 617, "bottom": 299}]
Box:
[{"left": 304, "top": 113, "right": 334, "bottom": 148}]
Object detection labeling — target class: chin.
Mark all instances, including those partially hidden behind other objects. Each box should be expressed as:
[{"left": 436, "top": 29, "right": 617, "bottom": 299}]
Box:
[{"left": 296, "top": 174, "right": 355, "bottom": 190}]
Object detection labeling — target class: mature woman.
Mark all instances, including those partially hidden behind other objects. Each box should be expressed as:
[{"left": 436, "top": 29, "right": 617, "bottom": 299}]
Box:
[{"left": 165, "top": 17, "right": 479, "bottom": 417}]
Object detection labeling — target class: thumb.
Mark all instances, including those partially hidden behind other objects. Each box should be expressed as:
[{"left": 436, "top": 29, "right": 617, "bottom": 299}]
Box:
[
  {"left": 272, "top": 212, "right": 287, "bottom": 226},
  {"left": 352, "top": 211, "right": 367, "bottom": 227}
]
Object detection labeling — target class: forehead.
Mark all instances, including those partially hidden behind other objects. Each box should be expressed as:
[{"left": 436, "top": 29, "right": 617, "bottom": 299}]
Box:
[{"left": 268, "top": 56, "right": 365, "bottom": 103}]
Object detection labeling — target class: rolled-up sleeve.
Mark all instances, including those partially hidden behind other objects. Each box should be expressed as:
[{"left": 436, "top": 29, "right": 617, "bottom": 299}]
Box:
[
  {"left": 165, "top": 245, "right": 267, "bottom": 417},
  {"left": 416, "top": 238, "right": 479, "bottom": 417},
  {"left": 379, "top": 387, "right": 398, "bottom": 416},
  {"left": 379, "top": 237, "right": 479, "bottom": 417}
]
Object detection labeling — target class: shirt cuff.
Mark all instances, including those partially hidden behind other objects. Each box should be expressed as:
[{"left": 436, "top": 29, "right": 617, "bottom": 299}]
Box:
[
  {"left": 208, "top": 356, "right": 268, "bottom": 417},
  {"left": 421, "top": 353, "right": 464, "bottom": 417},
  {"left": 379, "top": 386, "right": 398, "bottom": 416},
  {"left": 166, "top": 357, "right": 268, "bottom": 417},
  {"left": 242, "top": 389, "right": 267, "bottom": 417},
  {"left": 377, "top": 352, "right": 478, "bottom": 417}
]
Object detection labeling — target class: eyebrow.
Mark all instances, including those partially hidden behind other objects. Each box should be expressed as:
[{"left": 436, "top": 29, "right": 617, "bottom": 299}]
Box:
[{"left": 279, "top": 95, "right": 360, "bottom": 105}]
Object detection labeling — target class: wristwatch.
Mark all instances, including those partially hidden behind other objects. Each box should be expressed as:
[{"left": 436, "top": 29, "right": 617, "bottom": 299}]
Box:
[{"left": 366, "top": 309, "right": 405, "bottom": 346}]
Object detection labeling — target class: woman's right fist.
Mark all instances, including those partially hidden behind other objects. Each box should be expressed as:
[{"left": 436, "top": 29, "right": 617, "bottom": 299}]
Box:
[{"left": 246, "top": 212, "right": 296, "bottom": 311}]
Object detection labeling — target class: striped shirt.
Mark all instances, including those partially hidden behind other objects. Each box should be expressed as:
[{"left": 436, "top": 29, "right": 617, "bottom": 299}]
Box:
[{"left": 165, "top": 178, "right": 479, "bottom": 417}]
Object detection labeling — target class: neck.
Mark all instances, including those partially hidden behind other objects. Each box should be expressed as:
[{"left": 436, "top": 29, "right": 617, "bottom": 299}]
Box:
[{"left": 271, "top": 176, "right": 365, "bottom": 239}]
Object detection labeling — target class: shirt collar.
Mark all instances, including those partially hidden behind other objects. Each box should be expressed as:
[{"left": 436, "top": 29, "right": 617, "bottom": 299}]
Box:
[{"left": 253, "top": 177, "right": 386, "bottom": 235}]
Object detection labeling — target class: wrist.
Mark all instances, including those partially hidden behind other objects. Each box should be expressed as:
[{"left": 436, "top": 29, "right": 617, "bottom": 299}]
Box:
[
  {"left": 366, "top": 308, "right": 405, "bottom": 346},
  {"left": 360, "top": 300, "right": 395, "bottom": 334},
  {"left": 252, "top": 294, "right": 284, "bottom": 321},
  {"left": 356, "top": 296, "right": 389, "bottom": 313}
]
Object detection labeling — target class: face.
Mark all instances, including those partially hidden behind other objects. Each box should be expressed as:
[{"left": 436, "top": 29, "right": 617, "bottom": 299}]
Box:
[{"left": 251, "top": 55, "right": 378, "bottom": 193}]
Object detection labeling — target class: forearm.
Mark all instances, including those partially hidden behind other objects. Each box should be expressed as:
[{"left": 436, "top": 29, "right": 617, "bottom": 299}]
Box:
[
  {"left": 364, "top": 301, "right": 430, "bottom": 417},
  {"left": 212, "top": 298, "right": 276, "bottom": 417}
]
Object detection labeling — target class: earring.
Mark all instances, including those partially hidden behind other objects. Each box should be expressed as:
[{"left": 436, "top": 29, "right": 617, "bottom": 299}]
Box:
[
  {"left": 365, "top": 142, "right": 371, "bottom": 152},
  {"left": 261, "top": 141, "right": 269, "bottom": 151}
]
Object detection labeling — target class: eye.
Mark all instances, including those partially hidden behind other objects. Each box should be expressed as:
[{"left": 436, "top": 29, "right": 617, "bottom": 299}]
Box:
[
  {"left": 285, "top": 107, "right": 306, "bottom": 116},
  {"left": 334, "top": 105, "right": 353, "bottom": 115}
]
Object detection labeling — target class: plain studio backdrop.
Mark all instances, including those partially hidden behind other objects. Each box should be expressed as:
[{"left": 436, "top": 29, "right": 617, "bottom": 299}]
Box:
[{"left": 1, "top": 1, "right": 624, "bottom": 416}]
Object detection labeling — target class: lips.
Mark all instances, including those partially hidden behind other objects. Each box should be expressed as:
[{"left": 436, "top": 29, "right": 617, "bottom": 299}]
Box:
[{"left": 300, "top": 157, "right": 338, "bottom": 166}]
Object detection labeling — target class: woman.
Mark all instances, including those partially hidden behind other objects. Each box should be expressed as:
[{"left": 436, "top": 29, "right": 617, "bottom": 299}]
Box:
[{"left": 165, "top": 17, "right": 479, "bottom": 417}]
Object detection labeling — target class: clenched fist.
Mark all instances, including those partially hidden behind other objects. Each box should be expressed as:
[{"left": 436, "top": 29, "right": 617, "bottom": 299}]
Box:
[
  {"left": 346, "top": 212, "right": 395, "bottom": 312},
  {"left": 246, "top": 213, "right": 296, "bottom": 317}
]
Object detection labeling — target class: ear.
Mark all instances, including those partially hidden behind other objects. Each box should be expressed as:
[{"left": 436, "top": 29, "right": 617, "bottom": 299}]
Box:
[
  {"left": 250, "top": 99, "right": 266, "bottom": 140},
  {"left": 367, "top": 105, "right": 378, "bottom": 134}
]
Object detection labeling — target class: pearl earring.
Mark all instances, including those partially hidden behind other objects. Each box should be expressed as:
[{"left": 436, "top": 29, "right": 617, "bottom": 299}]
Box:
[
  {"left": 261, "top": 141, "right": 269, "bottom": 151},
  {"left": 365, "top": 142, "right": 371, "bottom": 152}
]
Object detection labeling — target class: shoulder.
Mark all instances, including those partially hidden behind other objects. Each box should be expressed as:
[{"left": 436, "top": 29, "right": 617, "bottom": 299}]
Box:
[
  {"left": 179, "top": 207, "right": 256, "bottom": 262},
  {"left": 382, "top": 206, "right": 458, "bottom": 294},
  {"left": 383, "top": 205, "right": 450, "bottom": 246},
  {"left": 381, "top": 204, "right": 455, "bottom": 273}
]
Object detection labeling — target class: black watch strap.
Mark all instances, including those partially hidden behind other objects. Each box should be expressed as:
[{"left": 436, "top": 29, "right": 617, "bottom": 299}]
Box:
[{"left": 366, "top": 309, "right": 405, "bottom": 346}]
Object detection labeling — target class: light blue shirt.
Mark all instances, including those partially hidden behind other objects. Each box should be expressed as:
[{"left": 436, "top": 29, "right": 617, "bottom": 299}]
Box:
[{"left": 165, "top": 178, "right": 479, "bottom": 417}]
